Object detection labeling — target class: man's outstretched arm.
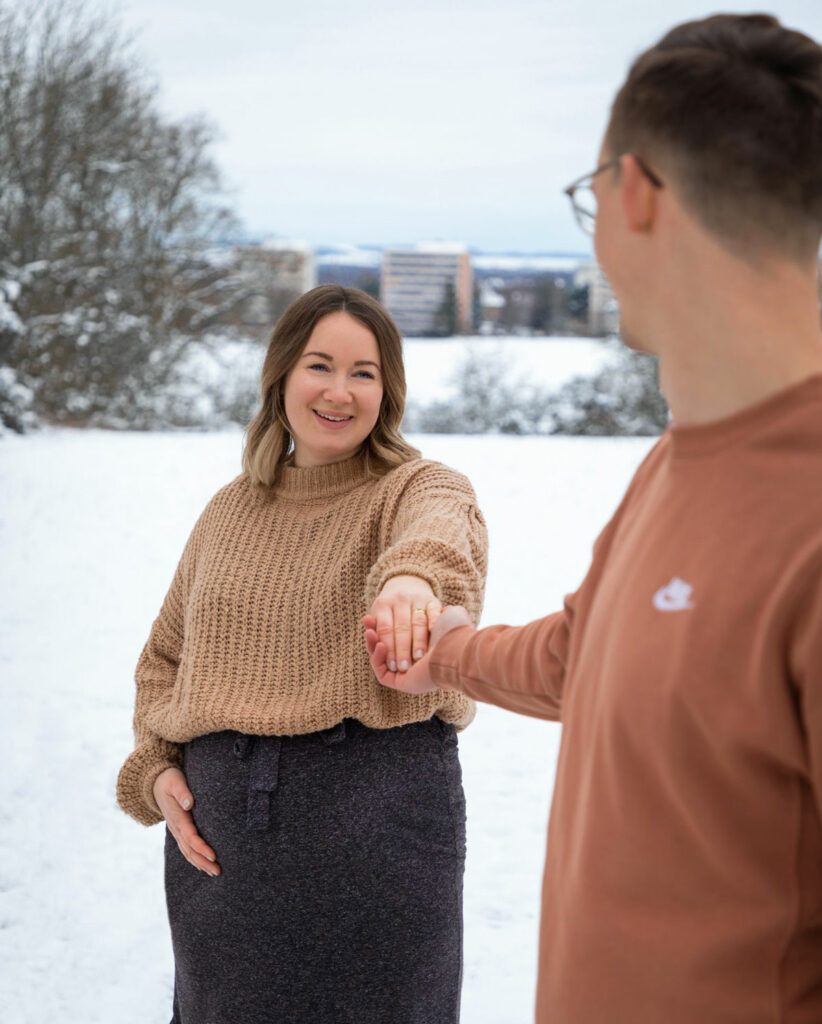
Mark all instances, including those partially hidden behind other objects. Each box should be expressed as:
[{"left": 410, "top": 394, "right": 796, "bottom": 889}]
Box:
[
  {"left": 363, "top": 442, "right": 667, "bottom": 720},
  {"left": 363, "top": 601, "right": 572, "bottom": 721}
]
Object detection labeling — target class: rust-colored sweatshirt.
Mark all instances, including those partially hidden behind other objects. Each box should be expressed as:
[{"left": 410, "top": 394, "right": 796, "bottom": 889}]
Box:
[{"left": 430, "top": 375, "right": 822, "bottom": 1024}]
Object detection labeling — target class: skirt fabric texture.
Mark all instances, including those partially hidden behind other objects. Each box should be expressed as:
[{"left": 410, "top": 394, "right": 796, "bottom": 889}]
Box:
[{"left": 164, "top": 716, "right": 467, "bottom": 1024}]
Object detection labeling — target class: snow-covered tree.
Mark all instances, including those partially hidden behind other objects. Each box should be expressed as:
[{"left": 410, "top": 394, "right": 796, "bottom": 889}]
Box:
[
  {"left": 0, "top": 0, "right": 242, "bottom": 428},
  {"left": 549, "top": 346, "right": 669, "bottom": 436}
]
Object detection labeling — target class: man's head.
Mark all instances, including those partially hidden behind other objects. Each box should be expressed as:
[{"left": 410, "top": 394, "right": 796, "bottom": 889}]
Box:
[
  {"left": 605, "top": 13, "right": 822, "bottom": 262},
  {"left": 589, "top": 14, "right": 822, "bottom": 351}
]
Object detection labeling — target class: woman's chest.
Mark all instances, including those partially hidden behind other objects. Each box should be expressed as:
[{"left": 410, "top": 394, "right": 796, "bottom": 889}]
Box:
[{"left": 190, "top": 504, "right": 384, "bottom": 616}]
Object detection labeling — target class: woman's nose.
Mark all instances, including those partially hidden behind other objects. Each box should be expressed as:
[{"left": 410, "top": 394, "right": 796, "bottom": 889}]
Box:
[{"left": 323, "top": 374, "right": 353, "bottom": 403}]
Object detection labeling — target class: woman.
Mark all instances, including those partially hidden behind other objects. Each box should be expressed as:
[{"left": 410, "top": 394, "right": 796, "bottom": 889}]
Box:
[{"left": 116, "top": 284, "right": 488, "bottom": 1024}]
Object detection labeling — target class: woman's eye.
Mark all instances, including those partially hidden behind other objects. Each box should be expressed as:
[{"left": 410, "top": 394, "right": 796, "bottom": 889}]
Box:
[
  {"left": 308, "top": 363, "right": 330, "bottom": 372},
  {"left": 355, "top": 370, "right": 375, "bottom": 380}
]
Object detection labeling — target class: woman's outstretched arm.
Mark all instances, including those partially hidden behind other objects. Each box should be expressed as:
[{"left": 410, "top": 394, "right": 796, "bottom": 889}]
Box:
[{"left": 364, "top": 461, "right": 488, "bottom": 675}]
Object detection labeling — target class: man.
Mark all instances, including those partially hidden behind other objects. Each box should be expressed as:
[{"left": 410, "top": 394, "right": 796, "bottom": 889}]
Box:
[{"left": 364, "top": 13, "right": 822, "bottom": 1024}]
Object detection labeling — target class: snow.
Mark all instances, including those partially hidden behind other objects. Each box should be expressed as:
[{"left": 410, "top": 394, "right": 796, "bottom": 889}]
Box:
[
  {"left": 316, "top": 244, "right": 383, "bottom": 268},
  {"left": 0, "top": 279, "right": 23, "bottom": 333},
  {"left": 314, "top": 247, "right": 588, "bottom": 274},
  {"left": 0, "top": 429, "right": 655, "bottom": 1023},
  {"left": 261, "top": 238, "right": 313, "bottom": 253},
  {"left": 470, "top": 254, "right": 585, "bottom": 273},
  {"left": 403, "top": 335, "right": 616, "bottom": 402},
  {"left": 411, "top": 241, "right": 470, "bottom": 254}
]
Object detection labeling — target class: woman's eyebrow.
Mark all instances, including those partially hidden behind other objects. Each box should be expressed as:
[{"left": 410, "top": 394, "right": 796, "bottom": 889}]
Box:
[{"left": 303, "top": 351, "right": 380, "bottom": 369}]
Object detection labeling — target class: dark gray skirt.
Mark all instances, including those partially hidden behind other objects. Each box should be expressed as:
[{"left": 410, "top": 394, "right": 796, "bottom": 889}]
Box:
[{"left": 165, "top": 716, "right": 466, "bottom": 1024}]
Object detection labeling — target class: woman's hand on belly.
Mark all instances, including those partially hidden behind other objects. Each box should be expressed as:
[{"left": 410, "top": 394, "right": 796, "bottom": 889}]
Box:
[
  {"left": 368, "top": 575, "right": 442, "bottom": 674},
  {"left": 154, "top": 767, "right": 221, "bottom": 877}
]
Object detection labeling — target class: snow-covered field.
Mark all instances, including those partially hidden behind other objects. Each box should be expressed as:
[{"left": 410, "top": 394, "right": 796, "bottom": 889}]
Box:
[
  {"left": 402, "top": 335, "right": 614, "bottom": 403},
  {"left": 0, "top": 428, "right": 654, "bottom": 1023}
]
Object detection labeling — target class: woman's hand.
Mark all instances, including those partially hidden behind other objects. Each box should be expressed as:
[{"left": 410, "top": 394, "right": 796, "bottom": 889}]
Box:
[
  {"left": 153, "top": 767, "right": 221, "bottom": 877},
  {"left": 366, "top": 575, "right": 442, "bottom": 673},
  {"left": 364, "top": 604, "right": 473, "bottom": 692}
]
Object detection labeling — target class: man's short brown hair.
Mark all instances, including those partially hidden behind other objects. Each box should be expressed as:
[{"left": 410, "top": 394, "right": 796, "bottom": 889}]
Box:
[{"left": 605, "top": 13, "right": 822, "bottom": 263}]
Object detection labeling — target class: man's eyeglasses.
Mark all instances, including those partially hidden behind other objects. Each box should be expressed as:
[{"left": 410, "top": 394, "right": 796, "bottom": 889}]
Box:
[{"left": 563, "top": 156, "right": 664, "bottom": 236}]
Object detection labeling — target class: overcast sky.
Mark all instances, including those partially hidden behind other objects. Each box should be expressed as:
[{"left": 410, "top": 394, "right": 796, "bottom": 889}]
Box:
[{"left": 112, "top": 0, "right": 822, "bottom": 253}]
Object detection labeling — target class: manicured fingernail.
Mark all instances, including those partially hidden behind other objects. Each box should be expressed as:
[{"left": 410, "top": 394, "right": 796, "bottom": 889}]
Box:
[
  {"left": 182, "top": 799, "right": 191, "bottom": 809},
  {"left": 415, "top": 649, "right": 424, "bottom": 659},
  {"left": 208, "top": 869, "right": 218, "bottom": 877},
  {"left": 399, "top": 660, "right": 409, "bottom": 671},
  {"left": 389, "top": 660, "right": 397, "bottom": 672}
]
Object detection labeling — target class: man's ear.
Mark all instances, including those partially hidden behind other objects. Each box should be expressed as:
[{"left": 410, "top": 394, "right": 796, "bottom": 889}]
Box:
[{"left": 619, "top": 154, "right": 658, "bottom": 233}]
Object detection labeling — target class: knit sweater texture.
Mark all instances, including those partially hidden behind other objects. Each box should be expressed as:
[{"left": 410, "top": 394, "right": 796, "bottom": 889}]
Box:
[{"left": 117, "top": 455, "right": 488, "bottom": 826}]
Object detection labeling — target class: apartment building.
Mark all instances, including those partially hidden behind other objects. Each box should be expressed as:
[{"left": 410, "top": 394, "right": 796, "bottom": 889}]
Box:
[{"left": 381, "top": 243, "right": 473, "bottom": 336}]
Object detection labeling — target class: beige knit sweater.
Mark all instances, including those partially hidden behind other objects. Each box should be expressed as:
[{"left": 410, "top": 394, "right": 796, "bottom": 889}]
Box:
[{"left": 116, "top": 454, "right": 488, "bottom": 826}]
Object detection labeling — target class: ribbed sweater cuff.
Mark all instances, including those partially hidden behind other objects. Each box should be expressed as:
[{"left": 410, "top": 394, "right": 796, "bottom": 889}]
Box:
[
  {"left": 371, "top": 561, "right": 441, "bottom": 599},
  {"left": 116, "top": 741, "right": 183, "bottom": 827},
  {"left": 366, "top": 540, "right": 482, "bottom": 618}
]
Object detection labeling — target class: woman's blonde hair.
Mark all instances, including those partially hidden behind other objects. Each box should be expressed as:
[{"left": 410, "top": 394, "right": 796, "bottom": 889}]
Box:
[{"left": 242, "top": 284, "right": 420, "bottom": 487}]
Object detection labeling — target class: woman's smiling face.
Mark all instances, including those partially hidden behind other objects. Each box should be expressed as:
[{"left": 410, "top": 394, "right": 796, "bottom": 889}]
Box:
[{"left": 283, "top": 311, "right": 384, "bottom": 468}]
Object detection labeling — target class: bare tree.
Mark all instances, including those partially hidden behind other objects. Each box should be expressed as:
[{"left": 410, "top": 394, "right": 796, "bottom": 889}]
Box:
[{"left": 0, "top": 0, "right": 243, "bottom": 427}]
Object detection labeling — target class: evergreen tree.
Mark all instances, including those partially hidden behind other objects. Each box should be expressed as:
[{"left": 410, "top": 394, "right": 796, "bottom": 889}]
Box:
[{"left": 432, "top": 280, "right": 457, "bottom": 337}]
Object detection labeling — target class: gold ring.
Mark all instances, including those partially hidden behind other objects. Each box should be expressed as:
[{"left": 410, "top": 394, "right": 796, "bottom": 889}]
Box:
[{"left": 413, "top": 608, "right": 427, "bottom": 614}]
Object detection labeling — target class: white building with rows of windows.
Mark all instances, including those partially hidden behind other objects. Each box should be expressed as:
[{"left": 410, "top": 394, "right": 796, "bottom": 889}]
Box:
[{"left": 380, "top": 243, "right": 473, "bottom": 336}]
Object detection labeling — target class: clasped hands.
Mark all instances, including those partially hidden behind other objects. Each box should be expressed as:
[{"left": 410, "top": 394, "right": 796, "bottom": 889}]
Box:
[{"left": 361, "top": 574, "right": 471, "bottom": 694}]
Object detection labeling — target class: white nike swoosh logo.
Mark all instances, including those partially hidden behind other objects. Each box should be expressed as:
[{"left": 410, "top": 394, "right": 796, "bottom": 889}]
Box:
[{"left": 653, "top": 577, "right": 694, "bottom": 612}]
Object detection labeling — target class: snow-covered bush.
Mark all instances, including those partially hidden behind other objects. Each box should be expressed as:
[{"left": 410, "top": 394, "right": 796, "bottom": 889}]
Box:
[
  {"left": 405, "top": 347, "right": 558, "bottom": 435},
  {"left": 548, "top": 347, "right": 669, "bottom": 436},
  {"left": 407, "top": 342, "right": 667, "bottom": 437},
  {"left": 0, "top": 273, "right": 40, "bottom": 434},
  {"left": 0, "top": 366, "right": 38, "bottom": 435},
  {"left": 108, "top": 333, "right": 265, "bottom": 430}
]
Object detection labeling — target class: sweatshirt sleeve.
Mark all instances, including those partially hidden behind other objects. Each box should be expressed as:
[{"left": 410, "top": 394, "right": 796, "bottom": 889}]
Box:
[
  {"left": 428, "top": 604, "right": 572, "bottom": 721},
  {"left": 364, "top": 462, "right": 488, "bottom": 626},
  {"left": 116, "top": 509, "right": 207, "bottom": 826},
  {"left": 427, "top": 439, "right": 667, "bottom": 720}
]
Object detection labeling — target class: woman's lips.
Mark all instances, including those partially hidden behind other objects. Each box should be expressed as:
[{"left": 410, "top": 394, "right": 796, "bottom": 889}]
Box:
[{"left": 313, "top": 409, "right": 354, "bottom": 429}]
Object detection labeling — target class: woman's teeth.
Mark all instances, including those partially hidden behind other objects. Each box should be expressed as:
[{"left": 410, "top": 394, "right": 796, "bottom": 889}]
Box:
[{"left": 315, "top": 411, "right": 351, "bottom": 422}]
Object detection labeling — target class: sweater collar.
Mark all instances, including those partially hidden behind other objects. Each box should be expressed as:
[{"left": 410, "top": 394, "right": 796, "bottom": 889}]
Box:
[{"left": 271, "top": 453, "right": 371, "bottom": 500}]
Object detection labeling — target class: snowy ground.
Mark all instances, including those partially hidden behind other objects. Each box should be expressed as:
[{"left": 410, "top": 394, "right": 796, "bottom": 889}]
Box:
[
  {"left": 0, "top": 428, "right": 654, "bottom": 1023},
  {"left": 402, "top": 335, "right": 614, "bottom": 403}
]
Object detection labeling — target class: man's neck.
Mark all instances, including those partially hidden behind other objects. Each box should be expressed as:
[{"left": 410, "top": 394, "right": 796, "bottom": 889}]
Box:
[{"left": 653, "top": 250, "right": 822, "bottom": 426}]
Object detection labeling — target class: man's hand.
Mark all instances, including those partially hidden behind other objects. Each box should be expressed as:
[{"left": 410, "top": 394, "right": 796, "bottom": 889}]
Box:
[{"left": 363, "top": 605, "right": 473, "bottom": 693}]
